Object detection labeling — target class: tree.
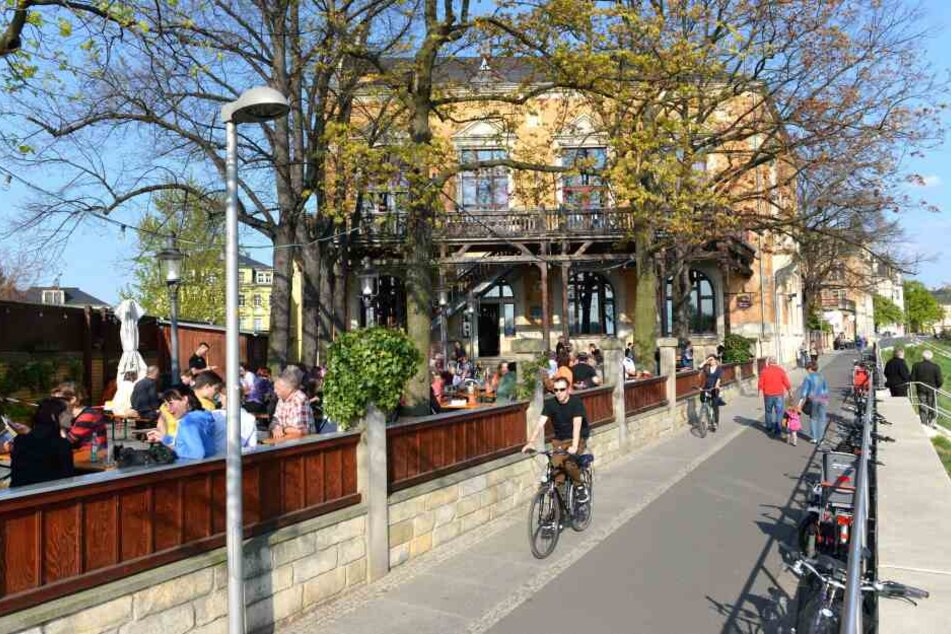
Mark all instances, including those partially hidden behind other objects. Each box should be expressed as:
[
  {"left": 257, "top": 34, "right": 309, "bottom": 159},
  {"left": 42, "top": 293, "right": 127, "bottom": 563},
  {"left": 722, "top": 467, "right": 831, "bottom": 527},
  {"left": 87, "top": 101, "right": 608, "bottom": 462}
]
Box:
[
  {"left": 904, "top": 280, "right": 943, "bottom": 333},
  {"left": 0, "top": 247, "right": 37, "bottom": 300},
  {"left": 124, "top": 190, "right": 225, "bottom": 324},
  {"left": 873, "top": 294, "right": 904, "bottom": 331}
]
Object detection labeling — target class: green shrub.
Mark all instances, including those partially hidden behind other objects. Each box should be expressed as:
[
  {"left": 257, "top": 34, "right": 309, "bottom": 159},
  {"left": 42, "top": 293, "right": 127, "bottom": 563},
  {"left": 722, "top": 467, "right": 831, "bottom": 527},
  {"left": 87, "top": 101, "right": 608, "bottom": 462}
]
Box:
[
  {"left": 515, "top": 354, "right": 550, "bottom": 401},
  {"left": 722, "top": 333, "right": 755, "bottom": 364},
  {"left": 322, "top": 327, "right": 422, "bottom": 429},
  {"left": 0, "top": 359, "right": 58, "bottom": 396}
]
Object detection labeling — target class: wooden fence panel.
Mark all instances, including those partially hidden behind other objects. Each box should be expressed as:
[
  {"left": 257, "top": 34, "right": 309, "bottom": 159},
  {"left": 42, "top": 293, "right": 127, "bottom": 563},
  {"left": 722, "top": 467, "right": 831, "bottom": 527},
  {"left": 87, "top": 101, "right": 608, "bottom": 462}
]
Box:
[
  {"left": 676, "top": 370, "right": 702, "bottom": 400},
  {"left": 624, "top": 377, "right": 668, "bottom": 416},
  {"left": 575, "top": 386, "right": 615, "bottom": 428},
  {"left": 720, "top": 364, "right": 737, "bottom": 385},
  {"left": 0, "top": 433, "right": 360, "bottom": 617},
  {"left": 387, "top": 402, "right": 528, "bottom": 493},
  {"left": 740, "top": 360, "right": 754, "bottom": 378}
]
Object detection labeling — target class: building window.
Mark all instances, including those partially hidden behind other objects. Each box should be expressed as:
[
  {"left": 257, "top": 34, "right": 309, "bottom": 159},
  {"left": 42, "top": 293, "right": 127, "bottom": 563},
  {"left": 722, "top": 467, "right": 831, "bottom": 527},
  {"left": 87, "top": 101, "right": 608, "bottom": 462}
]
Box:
[
  {"left": 253, "top": 294, "right": 262, "bottom": 307},
  {"left": 253, "top": 317, "right": 263, "bottom": 332},
  {"left": 238, "top": 294, "right": 245, "bottom": 307},
  {"left": 360, "top": 275, "right": 406, "bottom": 329},
  {"left": 664, "top": 270, "right": 716, "bottom": 334},
  {"left": 482, "top": 280, "right": 516, "bottom": 337},
  {"left": 459, "top": 148, "right": 508, "bottom": 210},
  {"left": 41, "top": 290, "right": 65, "bottom": 305},
  {"left": 562, "top": 147, "right": 607, "bottom": 208},
  {"left": 568, "top": 272, "right": 616, "bottom": 335},
  {"left": 255, "top": 271, "right": 272, "bottom": 285}
]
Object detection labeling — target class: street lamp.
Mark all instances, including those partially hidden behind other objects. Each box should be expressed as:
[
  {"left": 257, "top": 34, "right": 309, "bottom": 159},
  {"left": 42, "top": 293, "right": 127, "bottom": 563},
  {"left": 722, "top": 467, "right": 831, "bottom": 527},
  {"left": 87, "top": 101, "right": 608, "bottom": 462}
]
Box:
[
  {"left": 359, "top": 259, "right": 379, "bottom": 326},
  {"left": 158, "top": 235, "right": 184, "bottom": 382},
  {"left": 221, "top": 86, "right": 289, "bottom": 634},
  {"left": 466, "top": 296, "right": 476, "bottom": 360}
]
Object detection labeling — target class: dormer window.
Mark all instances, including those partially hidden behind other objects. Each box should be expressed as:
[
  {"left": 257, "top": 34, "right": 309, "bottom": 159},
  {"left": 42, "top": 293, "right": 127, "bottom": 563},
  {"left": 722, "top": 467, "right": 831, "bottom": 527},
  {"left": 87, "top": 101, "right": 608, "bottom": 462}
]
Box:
[{"left": 41, "top": 290, "right": 65, "bottom": 305}]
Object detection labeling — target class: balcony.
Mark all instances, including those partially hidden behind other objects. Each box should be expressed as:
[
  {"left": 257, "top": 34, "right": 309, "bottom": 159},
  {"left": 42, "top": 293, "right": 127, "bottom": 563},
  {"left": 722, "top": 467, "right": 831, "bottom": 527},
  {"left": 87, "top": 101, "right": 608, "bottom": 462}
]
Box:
[
  {"left": 355, "top": 208, "right": 637, "bottom": 244},
  {"left": 820, "top": 296, "right": 856, "bottom": 312}
]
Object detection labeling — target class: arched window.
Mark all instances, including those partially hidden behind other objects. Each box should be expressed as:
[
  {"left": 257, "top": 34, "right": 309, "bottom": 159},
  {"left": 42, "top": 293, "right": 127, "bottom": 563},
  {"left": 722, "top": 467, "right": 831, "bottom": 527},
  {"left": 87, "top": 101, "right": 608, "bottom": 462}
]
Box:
[
  {"left": 360, "top": 275, "right": 406, "bottom": 329},
  {"left": 568, "top": 272, "right": 615, "bottom": 335},
  {"left": 664, "top": 270, "right": 716, "bottom": 334},
  {"left": 482, "top": 280, "right": 515, "bottom": 337}
]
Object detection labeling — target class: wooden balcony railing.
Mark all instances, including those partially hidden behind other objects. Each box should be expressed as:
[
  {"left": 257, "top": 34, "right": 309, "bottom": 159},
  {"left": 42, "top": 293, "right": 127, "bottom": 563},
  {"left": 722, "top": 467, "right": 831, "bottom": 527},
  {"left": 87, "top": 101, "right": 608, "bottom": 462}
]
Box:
[
  {"left": 387, "top": 402, "right": 529, "bottom": 493},
  {"left": 624, "top": 376, "right": 668, "bottom": 416},
  {"left": 0, "top": 434, "right": 360, "bottom": 617},
  {"left": 357, "top": 208, "right": 637, "bottom": 243}
]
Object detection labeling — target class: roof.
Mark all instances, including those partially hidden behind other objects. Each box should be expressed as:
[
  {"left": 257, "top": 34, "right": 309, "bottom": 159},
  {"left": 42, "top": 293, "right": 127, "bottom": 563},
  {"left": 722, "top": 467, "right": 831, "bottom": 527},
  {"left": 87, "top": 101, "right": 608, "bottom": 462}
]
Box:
[
  {"left": 238, "top": 254, "right": 272, "bottom": 270},
  {"left": 23, "top": 286, "right": 110, "bottom": 308},
  {"left": 372, "top": 57, "right": 544, "bottom": 87}
]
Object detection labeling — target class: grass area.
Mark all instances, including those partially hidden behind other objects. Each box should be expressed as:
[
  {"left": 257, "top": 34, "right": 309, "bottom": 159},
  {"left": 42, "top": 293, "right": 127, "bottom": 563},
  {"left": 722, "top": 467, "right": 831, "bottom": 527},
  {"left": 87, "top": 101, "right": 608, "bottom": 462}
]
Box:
[
  {"left": 887, "top": 340, "right": 951, "bottom": 432},
  {"left": 932, "top": 435, "right": 951, "bottom": 478}
]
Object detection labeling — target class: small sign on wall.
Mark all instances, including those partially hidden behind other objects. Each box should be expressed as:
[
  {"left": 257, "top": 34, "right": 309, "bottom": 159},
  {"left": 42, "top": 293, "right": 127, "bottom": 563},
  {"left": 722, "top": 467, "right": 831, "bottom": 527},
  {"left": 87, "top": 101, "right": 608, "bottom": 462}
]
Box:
[{"left": 736, "top": 293, "right": 753, "bottom": 309}]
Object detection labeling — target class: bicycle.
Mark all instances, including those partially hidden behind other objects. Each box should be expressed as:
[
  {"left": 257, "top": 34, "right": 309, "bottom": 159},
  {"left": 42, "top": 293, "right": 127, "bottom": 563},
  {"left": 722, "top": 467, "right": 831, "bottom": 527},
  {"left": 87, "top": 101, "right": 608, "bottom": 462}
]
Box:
[
  {"left": 781, "top": 545, "right": 928, "bottom": 633},
  {"left": 524, "top": 448, "right": 594, "bottom": 559},
  {"left": 697, "top": 388, "right": 719, "bottom": 438}
]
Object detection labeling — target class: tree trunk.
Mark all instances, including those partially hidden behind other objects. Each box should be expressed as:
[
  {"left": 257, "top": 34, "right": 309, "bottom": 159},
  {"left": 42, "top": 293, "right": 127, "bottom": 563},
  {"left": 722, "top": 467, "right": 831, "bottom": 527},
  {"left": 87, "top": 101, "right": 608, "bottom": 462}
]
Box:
[
  {"left": 318, "top": 246, "right": 335, "bottom": 362},
  {"left": 268, "top": 222, "right": 296, "bottom": 370},
  {"left": 298, "top": 235, "right": 320, "bottom": 369},
  {"left": 633, "top": 228, "right": 658, "bottom": 369},
  {"left": 332, "top": 239, "right": 349, "bottom": 338},
  {"left": 404, "top": 220, "right": 433, "bottom": 415},
  {"left": 669, "top": 252, "right": 691, "bottom": 342}
]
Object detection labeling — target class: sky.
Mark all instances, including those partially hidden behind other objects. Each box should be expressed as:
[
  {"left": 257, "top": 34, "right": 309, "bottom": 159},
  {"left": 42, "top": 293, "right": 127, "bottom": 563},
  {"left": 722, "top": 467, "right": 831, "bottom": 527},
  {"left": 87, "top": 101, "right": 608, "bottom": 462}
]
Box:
[{"left": 2, "top": 0, "right": 951, "bottom": 305}]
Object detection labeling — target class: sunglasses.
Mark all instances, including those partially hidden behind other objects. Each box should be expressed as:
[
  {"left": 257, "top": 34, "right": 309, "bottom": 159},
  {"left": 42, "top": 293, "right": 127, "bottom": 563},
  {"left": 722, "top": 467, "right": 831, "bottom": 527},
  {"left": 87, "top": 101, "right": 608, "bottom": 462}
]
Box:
[{"left": 553, "top": 387, "right": 568, "bottom": 393}]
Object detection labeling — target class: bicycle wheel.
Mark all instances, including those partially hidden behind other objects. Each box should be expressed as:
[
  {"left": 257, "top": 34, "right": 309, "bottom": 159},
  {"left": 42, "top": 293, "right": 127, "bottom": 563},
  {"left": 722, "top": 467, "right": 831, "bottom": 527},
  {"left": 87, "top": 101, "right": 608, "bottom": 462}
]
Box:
[
  {"left": 528, "top": 486, "right": 561, "bottom": 559},
  {"left": 798, "top": 588, "right": 839, "bottom": 634},
  {"left": 571, "top": 468, "right": 593, "bottom": 532},
  {"left": 698, "top": 402, "right": 708, "bottom": 438}
]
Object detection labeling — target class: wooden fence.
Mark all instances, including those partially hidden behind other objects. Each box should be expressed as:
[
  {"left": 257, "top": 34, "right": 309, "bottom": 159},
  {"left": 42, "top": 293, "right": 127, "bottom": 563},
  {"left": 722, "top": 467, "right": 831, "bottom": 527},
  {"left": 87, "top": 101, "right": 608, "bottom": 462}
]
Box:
[
  {"left": 740, "top": 360, "right": 755, "bottom": 378},
  {"left": 624, "top": 376, "right": 668, "bottom": 416},
  {"left": 675, "top": 370, "right": 702, "bottom": 400},
  {"left": 757, "top": 357, "right": 767, "bottom": 374},
  {"left": 387, "top": 402, "right": 529, "bottom": 493},
  {"left": 575, "top": 386, "right": 615, "bottom": 428},
  {"left": 0, "top": 433, "right": 360, "bottom": 616},
  {"left": 720, "top": 363, "right": 737, "bottom": 385}
]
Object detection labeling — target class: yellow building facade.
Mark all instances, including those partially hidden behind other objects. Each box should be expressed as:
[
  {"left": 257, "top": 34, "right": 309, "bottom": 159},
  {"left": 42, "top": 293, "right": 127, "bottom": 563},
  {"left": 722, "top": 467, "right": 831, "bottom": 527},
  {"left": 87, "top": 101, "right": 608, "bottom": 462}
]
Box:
[{"left": 238, "top": 255, "right": 274, "bottom": 333}]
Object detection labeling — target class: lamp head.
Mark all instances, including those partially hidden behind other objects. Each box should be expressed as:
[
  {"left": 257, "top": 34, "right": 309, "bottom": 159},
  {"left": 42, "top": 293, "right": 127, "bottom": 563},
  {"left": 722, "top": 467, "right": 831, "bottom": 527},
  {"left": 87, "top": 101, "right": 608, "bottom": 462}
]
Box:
[{"left": 222, "top": 87, "right": 290, "bottom": 124}]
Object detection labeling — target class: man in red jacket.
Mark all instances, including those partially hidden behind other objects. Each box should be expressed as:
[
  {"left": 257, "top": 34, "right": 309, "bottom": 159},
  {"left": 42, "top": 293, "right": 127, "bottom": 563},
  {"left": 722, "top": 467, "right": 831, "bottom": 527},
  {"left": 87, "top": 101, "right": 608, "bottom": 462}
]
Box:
[{"left": 758, "top": 356, "right": 791, "bottom": 437}]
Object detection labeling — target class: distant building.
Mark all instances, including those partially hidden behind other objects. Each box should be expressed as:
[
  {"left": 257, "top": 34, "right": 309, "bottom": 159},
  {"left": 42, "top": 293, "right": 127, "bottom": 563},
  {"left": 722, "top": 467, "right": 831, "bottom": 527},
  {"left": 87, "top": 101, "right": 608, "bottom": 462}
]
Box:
[
  {"left": 872, "top": 261, "right": 904, "bottom": 336},
  {"left": 238, "top": 255, "right": 273, "bottom": 332},
  {"left": 23, "top": 286, "right": 110, "bottom": 309}
]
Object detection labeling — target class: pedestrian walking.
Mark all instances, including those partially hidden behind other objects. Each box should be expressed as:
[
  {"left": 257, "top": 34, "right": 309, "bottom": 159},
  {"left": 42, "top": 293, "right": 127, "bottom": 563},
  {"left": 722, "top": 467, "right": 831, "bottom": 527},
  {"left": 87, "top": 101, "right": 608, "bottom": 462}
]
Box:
[
  {"left": 757, "top": 356, "right": 791, "bottom": 437},
  {"left": 783, "top": 405, "right": 802, "bottom": 446},
  {"left": 798, "top": 362, "right": 830, "bottom": 443},
  {"left": 910, "top": 349, "right": 943, "bottom": 426},
  {"left": 883, "top": 349, "right": 911, "bottom": 397}
]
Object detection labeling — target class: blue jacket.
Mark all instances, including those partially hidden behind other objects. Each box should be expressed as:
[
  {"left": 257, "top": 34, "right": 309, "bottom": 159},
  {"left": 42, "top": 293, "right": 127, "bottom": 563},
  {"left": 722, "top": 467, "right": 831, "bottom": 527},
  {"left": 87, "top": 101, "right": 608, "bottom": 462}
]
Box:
[
  {"left": 162, "top": 410, "right": 218, "bottom": 460},
  {"left": 799, "top": 373, "right": 829, "bottom": 404}
]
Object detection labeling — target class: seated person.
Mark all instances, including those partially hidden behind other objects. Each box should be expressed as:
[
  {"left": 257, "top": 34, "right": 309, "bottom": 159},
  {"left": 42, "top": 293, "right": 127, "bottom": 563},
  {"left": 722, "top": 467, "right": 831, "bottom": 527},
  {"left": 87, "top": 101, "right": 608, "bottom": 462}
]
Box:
[
  {"left": 209, "top": 392, "right": 258, "bottom": 452},
  {"left": 53, "top": 382, "right": 108, "bottom": 450},
  {"left": 496, "top": 362, "right": 517, "bottom": 404},
  {"left": 193, "top": 371, "right": 223, "bottom": 411},
  {"left": 130, "top": 365, "right": 162, "bottom": 420},
  {"left": 431, "top": 371, "right": 445, "bottom": 402},
  {"left": 270, "top": 373, "right": 314, "bottom": 439},
  {"left": 622, "top": 355, "right": 637, "bottom": 380},
  {"left": 244, "top": 367, "right": 274, "bottom": 414},
  {"left": 11, "top": 398, "right": 74, "bottom": 487},
  {"left": 147, "top": 388, "right": 217, "bottom": 460},
  {"left": 571, "top": 353, "right": 602, "bottom": 389}
]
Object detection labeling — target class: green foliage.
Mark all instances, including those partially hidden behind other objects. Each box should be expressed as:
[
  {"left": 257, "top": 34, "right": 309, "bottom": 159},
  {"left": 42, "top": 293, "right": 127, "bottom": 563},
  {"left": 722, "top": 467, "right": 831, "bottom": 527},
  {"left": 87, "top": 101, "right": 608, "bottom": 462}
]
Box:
[
  {"left": 124, "top": 188, "right": 226, "bottom": 324},
  {"left": 806, "top": 310, "right": 833, "bottom": 333},
  {"left": 322, "top": 327, "right": 422, "bottom": 429},
  {"left": 903, "top": 281, "right": 943, "bottom": 333},
  {"left": 0, "top": 358, "right": 57, "bottom": 395},
  {"left": 873, "top": 294, "right": 904, "bottom": 330},
  {"left": 515, "top": 354, "right": 550, "bottom": 401},
  {"left": 721, "top": 334, "right": 755, "bottom": 363},
  {"left": 931, "top": 436, "right": 951, "bottom": 478}
]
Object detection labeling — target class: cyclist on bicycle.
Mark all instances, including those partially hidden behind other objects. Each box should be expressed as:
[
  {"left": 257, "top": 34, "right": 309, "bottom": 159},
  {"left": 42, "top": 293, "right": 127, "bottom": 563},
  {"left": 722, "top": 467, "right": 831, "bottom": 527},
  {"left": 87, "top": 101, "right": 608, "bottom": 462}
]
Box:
[
  {"left": 522, "top": 376, "right": 589, "bottom": 491},
  {"left": 700, "top": 355, "right": 723, "bottom": 431}
]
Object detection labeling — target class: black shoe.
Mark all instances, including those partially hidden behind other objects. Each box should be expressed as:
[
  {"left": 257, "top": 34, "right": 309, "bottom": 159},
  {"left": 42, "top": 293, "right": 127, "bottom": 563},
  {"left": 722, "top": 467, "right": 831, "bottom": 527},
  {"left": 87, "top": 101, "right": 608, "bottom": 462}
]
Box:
[
  {"left": 575, "top": 485, "right": 590, "bottom": 504},
  {"left": 710, "top": 424, "right": 718, "bottom": 432}
]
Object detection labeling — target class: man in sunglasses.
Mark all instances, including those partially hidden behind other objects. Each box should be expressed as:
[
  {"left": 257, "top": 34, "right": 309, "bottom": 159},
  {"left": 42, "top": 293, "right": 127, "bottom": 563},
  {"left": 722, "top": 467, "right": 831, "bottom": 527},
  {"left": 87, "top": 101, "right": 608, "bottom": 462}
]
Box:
[{"left": 522, "top": 376, "right": 589, "bottom": 489}]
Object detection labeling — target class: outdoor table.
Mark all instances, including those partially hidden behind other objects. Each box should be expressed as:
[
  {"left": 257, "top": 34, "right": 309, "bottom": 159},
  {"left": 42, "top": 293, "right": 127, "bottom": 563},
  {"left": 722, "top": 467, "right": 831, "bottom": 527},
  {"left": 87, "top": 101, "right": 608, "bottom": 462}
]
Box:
[{"left": 104, "top": 412, "right": 155, "bottom": 441}]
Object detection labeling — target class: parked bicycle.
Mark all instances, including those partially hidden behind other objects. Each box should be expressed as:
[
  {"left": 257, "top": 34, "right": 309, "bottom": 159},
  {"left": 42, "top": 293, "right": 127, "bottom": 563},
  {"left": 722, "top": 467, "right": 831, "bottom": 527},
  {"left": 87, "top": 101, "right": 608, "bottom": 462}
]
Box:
[
  {"left": 525, "top": 448, "right": 594, "bottom": 559},
  {"left": 781, "top": 545, "right": 928, "bottom": 634}
]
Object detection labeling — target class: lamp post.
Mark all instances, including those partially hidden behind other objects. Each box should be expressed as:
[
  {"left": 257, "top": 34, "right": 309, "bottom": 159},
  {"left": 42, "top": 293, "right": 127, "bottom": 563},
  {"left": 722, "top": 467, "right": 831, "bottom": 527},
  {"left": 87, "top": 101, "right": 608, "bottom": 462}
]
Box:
[
  {"left": 158, "top": 236, "right": 184, "bottom": 381},
  {"left": 466, "top": 296, "right": 476, "bottom": 360},
  {"left": 221, "top": 86, "right": 289, "bottom": 634},
  {"left": 359, "top": 259, "right": 379, "bottom": 326}
]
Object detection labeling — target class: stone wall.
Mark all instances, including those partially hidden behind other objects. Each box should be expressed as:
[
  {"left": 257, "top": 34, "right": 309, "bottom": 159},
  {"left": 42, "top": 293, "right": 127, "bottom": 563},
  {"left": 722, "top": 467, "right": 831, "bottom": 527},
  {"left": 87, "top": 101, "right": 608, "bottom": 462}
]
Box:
[{"left": 2, "top": 506, "right": 368, "bottom": 634}]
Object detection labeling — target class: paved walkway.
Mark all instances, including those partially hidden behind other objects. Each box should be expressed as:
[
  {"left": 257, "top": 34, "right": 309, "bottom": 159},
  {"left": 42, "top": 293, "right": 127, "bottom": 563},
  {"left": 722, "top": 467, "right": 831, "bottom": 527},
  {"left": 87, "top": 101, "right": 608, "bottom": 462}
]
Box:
[{"left": 280, "top": 353, "right": 857, "bottom": 634}]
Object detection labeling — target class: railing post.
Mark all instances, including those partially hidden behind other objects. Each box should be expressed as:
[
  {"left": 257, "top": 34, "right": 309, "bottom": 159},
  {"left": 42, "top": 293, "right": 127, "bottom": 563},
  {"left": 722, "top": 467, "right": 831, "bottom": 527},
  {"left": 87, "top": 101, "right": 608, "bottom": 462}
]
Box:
[
  {"left": 603, "top": 344, "right": 628, "bottom": 447},
  {"left": 658, "top": 337, "right": 678, "bottom": 414},
  {"left": 526, "top": 374, "right": 546, "bottom": 451},
  {"left": 359, "top": 405, "right": 389, "bottom": 582}
]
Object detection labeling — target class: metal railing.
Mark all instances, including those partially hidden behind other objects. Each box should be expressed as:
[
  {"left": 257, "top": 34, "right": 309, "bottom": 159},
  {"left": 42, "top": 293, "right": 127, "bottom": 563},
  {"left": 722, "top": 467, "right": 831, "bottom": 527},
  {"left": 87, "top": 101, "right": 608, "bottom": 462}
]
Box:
[
  {"left": 840, "top": 350, "right": 879, "bottom": 633},
  {"left": 906, "top": 382, "right": 951, "bottom": 432}
]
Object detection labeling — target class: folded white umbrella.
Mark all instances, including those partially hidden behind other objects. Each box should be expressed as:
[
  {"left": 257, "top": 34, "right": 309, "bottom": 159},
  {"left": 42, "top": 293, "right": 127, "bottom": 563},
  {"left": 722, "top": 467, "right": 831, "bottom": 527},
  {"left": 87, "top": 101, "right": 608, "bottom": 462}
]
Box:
[{"left": 115, "top": 299, "right": 147, "bottom": 382}]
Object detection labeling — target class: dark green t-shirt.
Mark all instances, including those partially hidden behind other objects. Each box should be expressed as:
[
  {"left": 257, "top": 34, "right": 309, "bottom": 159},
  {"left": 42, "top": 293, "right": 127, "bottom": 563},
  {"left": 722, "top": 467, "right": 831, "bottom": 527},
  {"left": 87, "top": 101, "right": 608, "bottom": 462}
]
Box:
[{"left": 542, "top": 395, "right": 589, "bottom": 440}]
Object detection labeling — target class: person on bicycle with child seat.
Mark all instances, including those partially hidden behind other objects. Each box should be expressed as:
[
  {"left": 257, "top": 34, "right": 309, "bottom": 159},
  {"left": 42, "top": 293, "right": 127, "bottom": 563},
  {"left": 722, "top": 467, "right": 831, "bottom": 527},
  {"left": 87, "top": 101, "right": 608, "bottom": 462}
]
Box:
[{"left": 522, "top": 376, "right": 589, "bottom": 498}]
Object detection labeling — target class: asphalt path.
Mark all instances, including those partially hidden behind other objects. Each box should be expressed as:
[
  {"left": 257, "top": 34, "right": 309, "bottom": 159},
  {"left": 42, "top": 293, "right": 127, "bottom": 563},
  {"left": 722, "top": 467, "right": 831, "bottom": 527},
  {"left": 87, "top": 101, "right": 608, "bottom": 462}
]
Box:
[{"left": 485, "top": 353, "right": 857, "bottom": 634}]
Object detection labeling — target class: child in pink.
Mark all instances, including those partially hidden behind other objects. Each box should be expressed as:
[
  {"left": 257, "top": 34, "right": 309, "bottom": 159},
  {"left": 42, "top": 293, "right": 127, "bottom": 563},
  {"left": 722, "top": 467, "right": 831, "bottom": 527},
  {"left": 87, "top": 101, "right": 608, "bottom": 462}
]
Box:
[{"left": 783, "top": 407, "right": 802, "bottom": 446}]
